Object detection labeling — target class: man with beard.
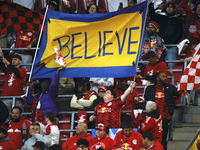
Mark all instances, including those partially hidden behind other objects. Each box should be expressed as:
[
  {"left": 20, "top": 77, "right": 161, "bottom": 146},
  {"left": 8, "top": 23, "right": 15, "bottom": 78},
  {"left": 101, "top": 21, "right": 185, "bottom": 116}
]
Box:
[
  {"left": 144, "top": 72, "right": 180, "bottom": 150},
  {"left": 141, "top": 21, "right": 166, "bottom": 61},
  {"left": 7, "top": 106, "right": 31, "bottom": 149}
]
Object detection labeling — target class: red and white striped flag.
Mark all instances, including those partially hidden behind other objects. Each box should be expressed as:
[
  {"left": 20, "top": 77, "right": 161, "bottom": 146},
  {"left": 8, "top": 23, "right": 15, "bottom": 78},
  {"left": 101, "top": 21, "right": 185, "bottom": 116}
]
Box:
[
  {"left": 177, "top": 43, "right": 200, "bottom": 96},
  {"left": 54, "top": 48, "right": 66, "bottom": 67}
]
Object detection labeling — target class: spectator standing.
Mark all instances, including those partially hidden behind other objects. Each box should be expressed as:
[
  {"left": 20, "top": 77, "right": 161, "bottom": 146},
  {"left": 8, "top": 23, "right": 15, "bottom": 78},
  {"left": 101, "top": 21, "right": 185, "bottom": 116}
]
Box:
[
  {"left": 22, "top": 123, "right": 52, "bottom": 150},
  {"left": 0, "top": 123, "right": 16, "bottom": 150},
  {"left": 0, "top": 101, "right": 9, "bottom": 126},
  {"left": 7, "top": 106, "right": 31, "bottom": 149},
  {"left": 7, "top": 30, "right": 38, "bottom": 70},
  {"left": 149, "top": 2, "right": 183, "bottom": 71},
  {"left": 141, "top": 21, "right": 166, "bottom": 61},
  {"left": 70, "top": 79, "right": 97, "bottom": 111},
  {"left": 118, "top": 0, "right": 137, "bottom": 10},
  {"left": 45, "top": 112, "right": 60, "bottom": 146},
  {"left": 137, "top": 51, "right": 168, "bottom": 83},
  {"left": 26, "top": 67, "right": 65, "bottom": 123},
  {"left": 89, "top": 78, "right": 114, "bottom": 92},
  {"left": 84, "top": 0, "right": 95, "bottom": 13},
  {"left": 140, "top": 131, "right": 164, "bottom": 150},
  {"left": 62, "top": 122, "right": 94, "bottom": 150},
  {"left": 89, "top": 82, "right": 137, "bottom": 128},
  {"left": 0, "top": 52, "right": 27, "bottom": 112},
  {"left": 182, "top": 0, "right": 200, "bottom": 42},
  {"left": 111, "top": 114, "right": 143, "bottom": 150},
  {"left": 56, "top": 77, "right": 75, "bottom": 118},
  {"left": 89, "top": 123, "right": 113, "bottom": 150},
  {"left": 40, "top": 0, "right": 60, "bottom": 15},
  {"left": 144, "top": 72, "right": 180, "bottom": 150},
  {"left": 139, "top": 101, "right": 163, "bottom": 143}
]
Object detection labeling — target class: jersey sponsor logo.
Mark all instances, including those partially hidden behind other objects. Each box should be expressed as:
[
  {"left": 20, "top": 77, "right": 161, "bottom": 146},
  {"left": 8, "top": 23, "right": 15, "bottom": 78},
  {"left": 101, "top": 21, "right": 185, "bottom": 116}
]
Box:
[
  {"left": 0, "top": 146, "right": 2, "bottom": 150},
  {"left": 189, "top": 25, "right": 197, "bottom": 33},
  {"left": 155, "top": 92, "right": 164, "bottom": 98},
  {"left": 121, "top": 143, "right": 132, "bottom": 150},
  {"left": 97, "top": 107, "right": 111, "bottom": 113},
  {"left": 90, "top": 142, "right": 105, "bottom": 150},
  {"left": 7, "top": 128, "right": 21, "bottom": 133},
  {"left": 147, "top": 69, "right": 154, "bottom": 76},
  {"left": 8, "top": 73, "right": 15, "bottom": 87}
]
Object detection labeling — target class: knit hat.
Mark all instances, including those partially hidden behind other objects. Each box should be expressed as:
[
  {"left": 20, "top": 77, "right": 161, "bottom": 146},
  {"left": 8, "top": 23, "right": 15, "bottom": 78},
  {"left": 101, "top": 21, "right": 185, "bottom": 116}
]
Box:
[{"left": 148, "top": 21, "right": 159, "bottom": 30}]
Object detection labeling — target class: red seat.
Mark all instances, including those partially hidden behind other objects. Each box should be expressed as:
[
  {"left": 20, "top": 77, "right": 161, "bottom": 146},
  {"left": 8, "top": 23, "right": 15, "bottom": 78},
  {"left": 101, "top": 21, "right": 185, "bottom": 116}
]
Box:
[
  {"left": 59, "top": 117, "right": 71, "bottom": 146},
  {"left": 171, "top": 65, "right": 184, "bottom": 84}
]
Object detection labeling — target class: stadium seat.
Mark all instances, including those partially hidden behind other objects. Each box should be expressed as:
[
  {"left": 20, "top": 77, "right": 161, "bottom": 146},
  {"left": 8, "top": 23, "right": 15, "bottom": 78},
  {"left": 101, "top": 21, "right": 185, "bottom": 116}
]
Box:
[
  {"left": 171, "top": 65, "right": 184, "bottom": 84},
  {"left": 59, "top": 117, "right": 71, "bottom": 145}
]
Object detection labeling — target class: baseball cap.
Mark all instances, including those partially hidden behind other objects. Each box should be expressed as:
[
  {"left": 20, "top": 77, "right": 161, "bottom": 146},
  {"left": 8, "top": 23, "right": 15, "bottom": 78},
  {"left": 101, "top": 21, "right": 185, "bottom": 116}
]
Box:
[
  {"left": 98, "top": 86, "right": 107, "bottom": 92},
  {"left": 143, "top": 51, "right": 157, "bottom": 60},
  {"left": 95, "top": 123, "right": 106, "bottom": 131},
  {"left": 50, "top": 0, "right": 59, "bottom": 7},
  {"left": 32, "top": 141, "right": 45, "bottom": 149}
]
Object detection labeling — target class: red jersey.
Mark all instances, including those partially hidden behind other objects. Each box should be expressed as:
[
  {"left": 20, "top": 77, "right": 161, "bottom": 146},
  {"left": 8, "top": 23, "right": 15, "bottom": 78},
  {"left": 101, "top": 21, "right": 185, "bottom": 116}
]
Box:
[
  {"left": 7, "top": 116, "right": 31, "bottom": 149},
  {"left": 0, "top": 138, "right": 16, "bottom": 150},
  {"left": 113, "top": 88, "right": 139, "bottom": 110},
  {"left": 89, "top": 133, "right": 113, "bottom": 150},
  {"left": 62, "top": 133, "right": 94, "bottom": 150},
  {"left": 140, "top": 115, "right": 163, "bottom": 143},
  {"left": 148, "top": 141, "right": 164, "bottom": 150},
  {"left": 144, "top": 61, "right": 167, "bottom": 77},
  {"left": 155, "top": 85, "right": 171, "bottom": 119},
  {"left": 15, "top": 30, "right": 36, "bottom": 47},
  {"left": 111, "top": 130, "right": 143, "bottom": 150},
  {"left": 1, "top": 67, "right": 27, "bottom": 96},
  {"left": 93, "top": 97, "right": 123, "bottom": 128}
]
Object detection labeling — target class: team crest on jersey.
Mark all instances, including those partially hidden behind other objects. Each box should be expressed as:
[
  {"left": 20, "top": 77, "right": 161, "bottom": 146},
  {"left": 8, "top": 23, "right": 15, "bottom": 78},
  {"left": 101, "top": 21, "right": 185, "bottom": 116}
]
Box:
[
  {"left": 121, "top": 143, "right": 132, "bottom": 150},
  {"left": 27, "top": 32, "right": 32, "bottom": 36},
  {"left": 132, "top": 139, "right": 137, "bottom": 144},
  {"left": 97, "top": 107, "right": 111, "bottom": 113},
  {"left": 107, "top": 102, "right": 112, "bottom": 106},
  {"left": 189, "top": 25, "right": 197, "bottom": 33},
  {"left": 90, "top": 142, "right": 105, "bottom": 150},
  {"left": 155, "top": 92, "right": 164, "bottom": 98}
]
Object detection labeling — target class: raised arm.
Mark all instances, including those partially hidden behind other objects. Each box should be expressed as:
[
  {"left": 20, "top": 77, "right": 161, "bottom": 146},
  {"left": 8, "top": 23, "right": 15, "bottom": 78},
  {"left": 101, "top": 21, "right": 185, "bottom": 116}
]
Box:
[{"left": 121, "top": 82, "right": 136, "bottom": 104}]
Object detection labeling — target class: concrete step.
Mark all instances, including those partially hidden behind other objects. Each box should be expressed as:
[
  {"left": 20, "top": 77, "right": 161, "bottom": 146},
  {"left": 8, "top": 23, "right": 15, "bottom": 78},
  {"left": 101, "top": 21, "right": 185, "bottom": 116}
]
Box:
[
  {"left": 184, "top": 114, "right": 200, "bottom": 123},
  {"left": 167, "top": 140, "right": 189, "bottom": 150},
  {"left": 172, "top": 131, "right": 196, "bottom": 141},
  {"left": 185, "top": 106, "right": 200, "bottom": 114},
  {"left": 173, "top": 123, "right": 200, "bottom": 132}
]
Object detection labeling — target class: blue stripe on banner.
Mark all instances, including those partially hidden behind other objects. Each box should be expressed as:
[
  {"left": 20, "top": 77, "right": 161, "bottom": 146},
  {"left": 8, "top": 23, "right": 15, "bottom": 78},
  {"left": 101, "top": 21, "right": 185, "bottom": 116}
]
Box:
[{"left": 47, "top": 2, "right": 146, "bottom": 23}]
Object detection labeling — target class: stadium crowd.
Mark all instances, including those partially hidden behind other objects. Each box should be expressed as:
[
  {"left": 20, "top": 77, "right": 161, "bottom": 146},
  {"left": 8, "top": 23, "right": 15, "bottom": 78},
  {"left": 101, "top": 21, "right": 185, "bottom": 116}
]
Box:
[{"left": 0, "top": 0, "right": 200, "bottom": 150}]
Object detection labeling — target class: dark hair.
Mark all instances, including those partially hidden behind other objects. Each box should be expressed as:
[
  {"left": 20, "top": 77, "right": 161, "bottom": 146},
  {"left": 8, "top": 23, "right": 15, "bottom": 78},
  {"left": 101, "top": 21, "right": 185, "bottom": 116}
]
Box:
[
  {"left": 121, "top": 113, "right": 133, "bottom": 129},
  {"left": 143, "top": 51, "right": 156, "bottom": 60},
  {"left": 11, "top": 54, "right": 22, "bottom": 60},
  {"left": 166, "top": 2, "right": 176, "bottom": 9},
  {"left": 129, "top": 0, "right": 137, "bottom": 4},
  {"left": 142, "top": 131, "right": 154, "bottom": 141},
  {"left": 12, "top": 106, "right": 22, "bottom": 113},
  {"left": 77, "top": 79, "right": 90, "bottom": 90},
  {"left": 49, "top": 144, "right": 62, "bottom": 150},
  {"left": 77, "top": 138, "right": 89, "bottom": 147},
  {"left": 89, "top": 4, "right": 100, "bottom": 13},
  {"left": 45, "top": 112, "right": 59, "bottom": 125},
  {"left": 194, "top": 2, "right": 200, "bottom": 11},
  {"left": 116, "top": 77, "right": 128, "bottom": 82},
  {"left": 97, "top": 148, "right": 105, "bottom": 150},
  {"left": 110, "top": 90, "right": 116, "bottom": 98}
]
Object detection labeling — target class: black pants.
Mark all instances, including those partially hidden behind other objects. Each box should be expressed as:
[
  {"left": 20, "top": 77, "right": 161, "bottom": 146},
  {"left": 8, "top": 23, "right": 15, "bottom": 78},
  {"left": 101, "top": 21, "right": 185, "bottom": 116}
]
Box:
[{"left": 162, "top": 119, "right": 171, "bottom": 150}]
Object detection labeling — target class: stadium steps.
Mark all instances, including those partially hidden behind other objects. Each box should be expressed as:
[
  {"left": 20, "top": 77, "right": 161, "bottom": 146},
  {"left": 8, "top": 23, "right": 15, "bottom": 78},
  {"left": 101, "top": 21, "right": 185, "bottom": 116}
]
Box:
[{"left": 168, "top": 106, "right": 200, "bottom": 150}]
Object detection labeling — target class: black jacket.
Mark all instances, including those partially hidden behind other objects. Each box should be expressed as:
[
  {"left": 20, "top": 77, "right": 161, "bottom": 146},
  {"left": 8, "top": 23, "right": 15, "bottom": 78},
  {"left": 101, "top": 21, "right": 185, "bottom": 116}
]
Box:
[
  {"left": 144, "top": 83, "right": 180, "bottom": 116},
  {"left": 148, "top": 2, "right": 183, "bottom": 44},
  {"left": 0, "top": 101, "right": 9, "bottom": 126}
]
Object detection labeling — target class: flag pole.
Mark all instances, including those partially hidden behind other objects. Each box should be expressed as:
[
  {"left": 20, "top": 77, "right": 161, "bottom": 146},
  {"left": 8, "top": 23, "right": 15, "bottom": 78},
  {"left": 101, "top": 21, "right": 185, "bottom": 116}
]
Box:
[{"left": 24, "top": 5, "right": 49, "bottom": 96}]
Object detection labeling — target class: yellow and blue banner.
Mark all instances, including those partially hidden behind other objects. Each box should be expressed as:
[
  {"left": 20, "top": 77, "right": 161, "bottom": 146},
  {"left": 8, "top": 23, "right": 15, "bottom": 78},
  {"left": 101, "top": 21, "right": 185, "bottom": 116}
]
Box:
[{"left": 32, "top": 1, "right": 148, "bottom": 78}]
